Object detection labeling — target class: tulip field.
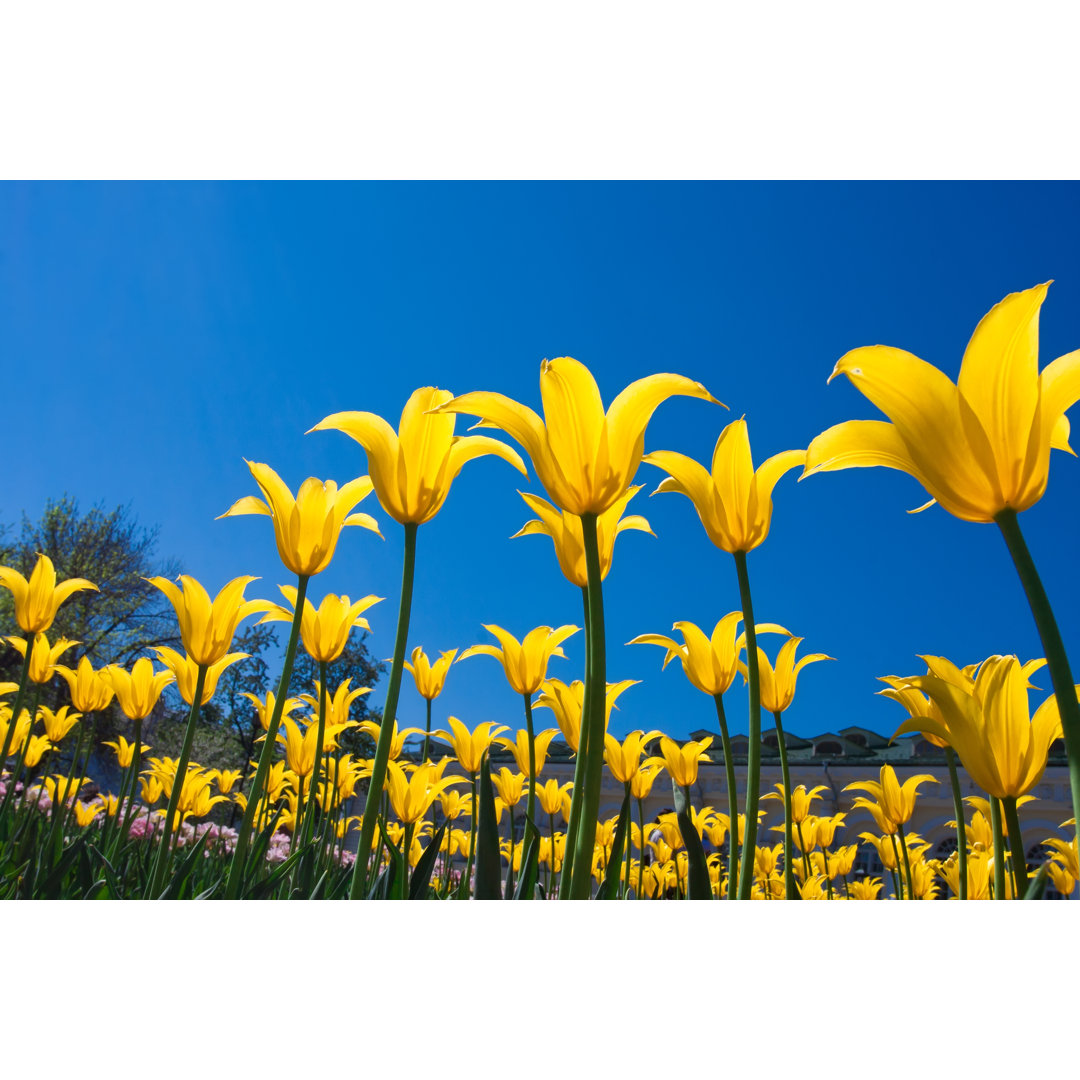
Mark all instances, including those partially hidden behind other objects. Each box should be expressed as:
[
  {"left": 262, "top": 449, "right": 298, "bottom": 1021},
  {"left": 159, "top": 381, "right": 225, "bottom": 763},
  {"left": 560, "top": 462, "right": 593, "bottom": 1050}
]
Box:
[{"left": 2, "top": 282, "right": 1079, "bottom": 901}]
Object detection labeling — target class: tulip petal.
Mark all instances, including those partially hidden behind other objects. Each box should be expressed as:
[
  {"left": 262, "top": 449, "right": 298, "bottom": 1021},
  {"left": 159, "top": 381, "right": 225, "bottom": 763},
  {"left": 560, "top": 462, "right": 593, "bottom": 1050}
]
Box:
[
  {"left": 828, "top": 347, "right": 998, "bottom": 521},
  {"left": 957, "top": 282, "right": 1047, "bottom": 497}
]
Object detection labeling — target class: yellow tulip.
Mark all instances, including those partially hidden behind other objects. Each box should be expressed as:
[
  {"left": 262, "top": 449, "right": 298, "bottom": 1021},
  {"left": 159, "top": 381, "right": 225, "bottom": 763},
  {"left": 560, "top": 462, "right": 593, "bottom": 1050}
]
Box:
[
  {"left": 629, "top": 613, "right": 750, "bottom": 697},
  {"left": 437, "top": 356, "right": 719, "bottom": 516},
  {"left": 242, "top": 689, "right": 304, "bottom": 732},
  {"left": 644, "top": 418, "right": 805, "bottom": 553},
  {"left": 147, "top": 574, "right": 268, "bottom": 667},
  {"left": 37, "top": 704, "right": 82, "bottom": 744},
  {"left": 154, "top": 647, "right": 249, "bottom": 706},
  {"left": 511, "top": 486, "right": 654, "bottom": 588},
  {"left": 437, "top": 788, "right": 474, "bottom": 821},
  {"left": 54, "top": 655, "right": 116, "bottom": 713},
  {"left": 358, "top": 717, "right": 425, "bottom": 762},
  {"left": 845, "top": 765, "right": 937, "bottom": 833},
  {"left": 310, "top": 386, "right": 527, "bottom": 525},
  {"left": 603, "top": 729, "right": 662, "bottom": 785},
  {"left": 491, "top": 768, "right": 527, "bottom": 808},
  {"left": 431, "top": 716, "right": 509, "bottom": 775},
  {"left": 275, "top": 714, "right": 354, "bottom": 780},
  {"left": 0, "top": 553, "right": 97, "bottom": 634},
  {"left": 938, "top": 848, "right": 993, "bottom": 900},
  {"left": 532, "top": 677, "right": 637, "bottom": 753},
  {"left": 497, "top": 727, "right": 559, "bottom": 778},
  {"left": 459, "top": 623, "right": 578, "bottom": 696},
  {"left": 72, "top": 800, "right": 105, "bottom": 828},
  {"left": 103, "top": 734, "right": 146, "bottom": 769},
  {"left": 22, "top": 734, "right": 53, "bottom": 768},
  {"left": 656, "top": 735, "right": 713, "bottom": 788},
  {"left": 804, "top": 283, "right": 1080, "bottom": 522},
  {"left": 258, "top": 585, "right": 383, "bottom": 663},
  {"left": 139, "top": 775, "right": 164, "bottom": 806},
  {"left": 219, "top": 460, "right": 381, "bottom": 576},
  {"left": 897, "top": 654, "right": 1066, "bottom": 801},
  {"left": 859, "top": 832, "right": 901, "bottom": 872},
  {"left": 1045, "top": 859, "right": 1076, "bottom": 898},
  {"left": 1044, "top": 835, "right": 1079, "bottom": 879},
  {"left": 404, "top": 646, "right": 458, "bottom": 700},
  {"left": 763, "top": 783, "right": 828, "bottom": 824},
  {"left": 740, "top": 631, "right": 833, "bottom": 715},
  {"left": 385, "top": 760, "right": 463, "bottom": 824},
  {"left": 630, "top": 761, "right": 664, "bottom": 801},
  {"left": 4, "top": 632, "right": 79, "bottom": 684},
  {"left": 535, "top": 778, "right": 573, "bottom": 820},
  {"left": 847, "top": 877, "right": 884, "bottom": 900}
]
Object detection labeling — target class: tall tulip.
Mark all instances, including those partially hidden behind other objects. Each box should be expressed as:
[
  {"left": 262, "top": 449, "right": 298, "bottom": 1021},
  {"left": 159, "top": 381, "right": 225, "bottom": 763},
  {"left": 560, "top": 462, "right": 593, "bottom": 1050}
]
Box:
[
  {"left": 310, "top": 386, "right": 526, "bottom": 898},
  {"left": 803, "top": 283, "right": 1080, "bottom": 840},
  {"left": 404, "top": 646, "right": 458, "bottom": 762},
  {"left": 645, "top": 418, "right": 805, "bottom": 898},
  {"left": 439, "top": 357, "right": 718, "bottom": 898}
]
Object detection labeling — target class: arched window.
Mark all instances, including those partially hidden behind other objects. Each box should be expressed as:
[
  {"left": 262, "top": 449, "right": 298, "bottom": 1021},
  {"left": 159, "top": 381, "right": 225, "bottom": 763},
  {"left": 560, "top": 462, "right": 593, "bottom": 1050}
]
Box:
[
  {"left": 845, "top": 732, "right": 867, "bottom": 747},
  {"left": 914, "top": 739, "right": 937, "bottom": 757},
  {"left": 814, "top": 741, "right": 843, "bottom": 757}
]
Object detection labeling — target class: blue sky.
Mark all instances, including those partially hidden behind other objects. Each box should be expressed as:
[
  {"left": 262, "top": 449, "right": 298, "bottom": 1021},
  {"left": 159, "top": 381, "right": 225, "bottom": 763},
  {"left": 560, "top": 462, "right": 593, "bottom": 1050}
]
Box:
[{"left": 4, "top": 181, "right": 1079, "bottom": 742}]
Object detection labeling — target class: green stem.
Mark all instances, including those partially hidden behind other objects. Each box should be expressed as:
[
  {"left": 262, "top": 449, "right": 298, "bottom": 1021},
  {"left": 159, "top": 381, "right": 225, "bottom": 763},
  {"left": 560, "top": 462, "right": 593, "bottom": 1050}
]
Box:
[
  {"left": 897, "top": 822, "right": 915, "bottom": 901},
  {"left": 301, "top": 661, "right": 329, "bottom": 850},
  {"left": 402, "top": 821, "right": 414, "bottom": 900},
  {"left": 523, "top": 693, "right": 538, "bottom": 843},
  {"left": 1001, "top": 796, "right": 1029, "bottom": 898},
  {"left": 559, "top": 584, "right": 591, "bottom": 899},
  {"left": 636, "top": 796, "right": 645, "bottom": 900},
  {"left": 421, "top": 698, "right": 432, "bottom": 765},
  {"left": 149, "top": 663, "right": 208, "bottom": 897},
  {"left": 772, "top": 710, "right": 797, "bottom": 899},
  {"left": 734, "top": 550, "right": 762, "bottom": 900},
  {"left": 568, "top": 512, "right": 607, "bottom": 900},
  {"left": 226, "top": 573, "right": 311, "bottom": 899},
  {"left": 944, "top": 747, "right": 968, "bottom": 900},
  {"left": 989, "top": 795, "right": 1007, "bottom": 900},
  {"left": 996, "top": 509, "right": 1080, "bottom": 839},
  {"left": 888, "top": 834, "right": 904, "bottom": 900},
  {"left": 796, "top": 821, "right": 811, "bottom": 888},
  {"left": 350, "top": 522, "right": 417, "bottom": 899},
  {"left": 713, "top": 694, "right": 739, "bottom": 900},
  {"left": 463, "top": 772, "right": 478, "bottom": 898}
]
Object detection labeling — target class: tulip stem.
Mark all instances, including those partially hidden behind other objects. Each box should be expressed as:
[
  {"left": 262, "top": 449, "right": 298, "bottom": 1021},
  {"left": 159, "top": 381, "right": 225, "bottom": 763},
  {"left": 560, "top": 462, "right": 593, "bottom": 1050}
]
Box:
[
  {"left": 989, "top": 795, "right": 1007, "bottom": 900},
  {"left": 227, "top": 573, "right": 311, "bottom": 899},
  {"left": 523, "top": 693, "right": 538, "bottom": 850},
  {"left": 560, "top": 585, "right": 592, "bottom": 899},
  {"left": 149, "top": 663, "right": 208, "bottom": 898},
  {"left": 636, "top": 796, "right": 646, "bottom": 899},
  {"left": 733, "top": 550, "right": 762, "bottom": 900},
  {"left": 896, "top": 823, "right": 915, "bottom": 901},
  {"left": 421, "top": 699, "right": 432, "bottom": 765},
  {"left": 351, "top": 522, "right": 418, "bottom": 900},
  {"left": 888, "top": 835, "right": 904, "bottom": 900},
  {"left": 772, "top": 710, "right": 797, "bottom": 899},
  {"left": 713, "top": 694, "right": 739, "bottom": 900},
  {"left": 1001, "top": 796, "right": 1029, "bottom": 898},
  {"left": 943, "top": 747, "right": 968, "bottom": 901},
  {"left": 463, "top": 771, "right": 478, "bottom": 898},
  {"left": 301, "top": 661, "right": 329, "bottom": 852},
  {"left": 569, "top": 513, "right": 607, "bottom": 900},
  {"left": 995, "top": 509, "right": 1080, "bottom": 839},
  {"left": 113, "top": 719, "right": 144, "bottom": 857}
]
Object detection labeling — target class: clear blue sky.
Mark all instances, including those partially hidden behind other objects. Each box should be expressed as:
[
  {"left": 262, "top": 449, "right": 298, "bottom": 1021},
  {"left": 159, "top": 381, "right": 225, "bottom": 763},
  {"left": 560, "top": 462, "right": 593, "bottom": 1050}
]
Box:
[{"left": 4, "top": 182, "right": 1079, "bottom": 741}]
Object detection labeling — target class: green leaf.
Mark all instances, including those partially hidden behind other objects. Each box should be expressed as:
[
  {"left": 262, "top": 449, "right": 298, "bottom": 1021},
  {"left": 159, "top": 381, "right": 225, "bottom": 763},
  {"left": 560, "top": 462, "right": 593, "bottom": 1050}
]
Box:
[
  {"left": 245, "top": 849, "right": 305, "bottom": 899},
  {"left": 41, "top": 832, "right": 92, "bottom": 898},
  {"left": 369, "top": 820, "right": 404, "bottom": 900},
  {"left": 1023, "top": 862, "right": 1050, "bottom": 900},
  {"left": 409, "top": 823, "right": 447, "bottom": 900},
  {"left": 158, "top": 827, "right": 214, "bottom": 899},
  {"left": 596, "top": 788, "right": 632, "bottom": 900},
  {"left": 512, "top": 819, "right": 541, "bottom": 900},
  {"left": 673, "top": 780, "right": 712, "bottom": 900},
  {"left": 473, "top": 750, "right": 503, "bottom": 900}
]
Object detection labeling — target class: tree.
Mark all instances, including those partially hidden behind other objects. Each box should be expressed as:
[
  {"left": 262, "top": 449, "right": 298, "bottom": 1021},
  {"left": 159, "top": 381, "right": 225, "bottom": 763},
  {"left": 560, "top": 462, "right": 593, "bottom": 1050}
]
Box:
[{"left": 0, "top": 495, "right": 183, "bottom": 724}]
